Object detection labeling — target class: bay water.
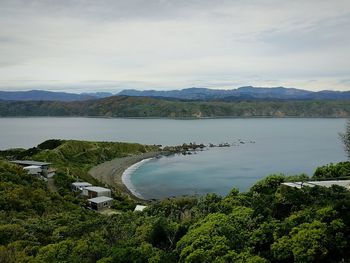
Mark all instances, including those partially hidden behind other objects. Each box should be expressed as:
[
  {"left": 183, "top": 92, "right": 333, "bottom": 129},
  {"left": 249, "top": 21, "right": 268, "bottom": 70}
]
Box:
[{"left": 0, "top": 117, "right": 346, "bottom": 198}]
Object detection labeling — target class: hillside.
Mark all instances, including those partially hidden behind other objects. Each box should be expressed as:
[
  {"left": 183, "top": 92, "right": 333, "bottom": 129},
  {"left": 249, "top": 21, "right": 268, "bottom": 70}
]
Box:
[
  {"left": 1, "top": 155, "right": 350, "bottom": 262},
  {"left": 0, "top": 139, "right": 160, "bottom": 197},
  {"left": 0, "top": 96, "right": 350, "bottom": 118}
]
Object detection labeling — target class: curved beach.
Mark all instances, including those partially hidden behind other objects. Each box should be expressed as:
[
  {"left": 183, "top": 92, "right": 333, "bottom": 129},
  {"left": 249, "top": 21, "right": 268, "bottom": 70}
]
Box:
[
  {"left": 88, "top": 151, "right": 160, "bottom": 200},
  {"left": 121, "top": 158, "right": 155, "bottom": 199}
]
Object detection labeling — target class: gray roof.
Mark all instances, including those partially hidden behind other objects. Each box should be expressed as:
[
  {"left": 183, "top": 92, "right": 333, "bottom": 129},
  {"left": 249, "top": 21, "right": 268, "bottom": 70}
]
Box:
[
  {"left": 282, "top": 180, "right": 350, "bottom": 189},
  {"left": 84, "top": 186, "right": 111, "bottom": 193},
  {"left": 88, "top": 196, "right": 113, "bottom": 203},
  {"left": 11, "top": 160, "right": 50, "bottom": 166},
  {"left": 85, "top": 186, "right": 111, "bottom": 193},
  {"left": 72, "top": 182, "right": 92, "bottom": 187}
]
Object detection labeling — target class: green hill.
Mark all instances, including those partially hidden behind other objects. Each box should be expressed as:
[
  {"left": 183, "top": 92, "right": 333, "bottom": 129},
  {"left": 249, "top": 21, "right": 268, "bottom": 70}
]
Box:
[
  {"left": 0, "top": 139, "right": 160, "bottom": 198},
  {"left": 0, "top": 96, "right": 349, "bottom": 117}
]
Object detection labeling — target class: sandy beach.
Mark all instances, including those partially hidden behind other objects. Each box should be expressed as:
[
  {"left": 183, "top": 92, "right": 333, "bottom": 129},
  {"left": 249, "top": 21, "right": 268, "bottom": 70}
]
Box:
[{"left": 88, "top": 152, "right": 160, "bottom": 200}]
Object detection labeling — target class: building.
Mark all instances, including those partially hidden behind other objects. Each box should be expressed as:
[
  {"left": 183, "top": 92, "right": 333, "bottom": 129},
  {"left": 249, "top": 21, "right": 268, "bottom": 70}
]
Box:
[
  {"left": 11, "top": 160, "right": 53, "bottom": 177},
  {"left": 23, "top": 165, "right": 42, "bottom": 175},
  {"left": 71, "top": 182, "right": 93, "bottom": 192},
  {"left": 87, "top": 196, "right": 113, "bottom": 211},
  {"left": 282, "top": 180, "right": 350, "bottom": 189},
  {"left": 134, "top": 205, "right": 147, "bottom": 212},
  {"left": 82, "top": 186, "right": 111, "bottom": 198}
]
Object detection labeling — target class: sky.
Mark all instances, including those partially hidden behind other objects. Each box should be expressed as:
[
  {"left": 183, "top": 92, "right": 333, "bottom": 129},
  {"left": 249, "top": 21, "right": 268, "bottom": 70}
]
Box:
[{"left": 0, "top": 0, "right": 350, "bottom": 93}]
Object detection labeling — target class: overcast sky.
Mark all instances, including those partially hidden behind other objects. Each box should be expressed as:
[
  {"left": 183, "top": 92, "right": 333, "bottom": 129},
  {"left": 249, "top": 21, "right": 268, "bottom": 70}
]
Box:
[{"left": 0, "top": 0, "right": 349, "bottom": 92}]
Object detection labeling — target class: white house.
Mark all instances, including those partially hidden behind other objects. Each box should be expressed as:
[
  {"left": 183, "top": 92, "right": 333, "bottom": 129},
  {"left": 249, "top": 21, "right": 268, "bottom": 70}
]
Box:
[
  {"left": 11, "top": 160, "right": 53, "bottom": 177},
  {"left": 88, "top": 196, "right": 113, "bottom": 211},
  {"left": 82, "top": 186, "right": 111, "bottom": 198},
  {"left": 23, "top": 165, "right": 42, "bottom": 175},
  {"left": 71, "top": 182, "right": 93, "bottom": 192}
]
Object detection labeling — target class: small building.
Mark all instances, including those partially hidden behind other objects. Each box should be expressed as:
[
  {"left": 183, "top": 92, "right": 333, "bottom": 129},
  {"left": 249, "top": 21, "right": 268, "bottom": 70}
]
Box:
[
  {"left": 87, "top": 196, "right": 113, "bottom": 211},
  {"left": 23, "top": 165, "right": 42, "bottom": 175},
  {"left": 71, "top": 182, "right": 93, "bottom": 192},
  {"left": 11, "top": 160, "right": 52, "bottom": 177},
  {"left": 82, "top": 186, "right": 111, "bottom": 198},
  {"left": 134, "top": 205, "right": 147, "bottom": 212},
  {"left": 282, "top": 180, "right": 350, "bottom": 189}
]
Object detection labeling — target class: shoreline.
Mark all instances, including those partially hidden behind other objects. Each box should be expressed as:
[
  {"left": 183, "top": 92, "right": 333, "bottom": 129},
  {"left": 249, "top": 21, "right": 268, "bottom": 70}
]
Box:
[
  {"left": 121, "top": 157, "right": 155, "bottom": 199},
  {"left": 88, "top": 151, "right": 161, "bottom": 200},
  {"left": 0, "top": 116, "right": 347, "bottom": 119}
]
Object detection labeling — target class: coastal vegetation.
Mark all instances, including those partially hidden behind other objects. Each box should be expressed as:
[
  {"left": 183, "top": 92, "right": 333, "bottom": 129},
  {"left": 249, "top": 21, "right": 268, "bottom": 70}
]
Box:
[
  {"left": 0, "top": 140, "right": 161, "bottom": 206},
  {"left": 0, "top": 96, "right": 349, "bottom": 118},
  {"left": 1, "top": 134, "right": 350, "bottom": 262},
  {"left": 1, "top": 158, "right": 350, "bottom": 262},
  {"left": 0, "top": 139, "right": 160, "bottom": 181}
]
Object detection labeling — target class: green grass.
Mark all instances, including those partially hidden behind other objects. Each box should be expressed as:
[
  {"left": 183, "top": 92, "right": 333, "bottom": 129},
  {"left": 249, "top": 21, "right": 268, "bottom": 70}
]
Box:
[{"left": 1, "top": 139, "right": 160, "bottom": 187}]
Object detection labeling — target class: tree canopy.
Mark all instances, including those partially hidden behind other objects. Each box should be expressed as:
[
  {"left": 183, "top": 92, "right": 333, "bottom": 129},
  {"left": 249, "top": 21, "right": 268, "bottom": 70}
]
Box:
[{"left": 1, "top": 158, "right": 350, "bottom": 262}]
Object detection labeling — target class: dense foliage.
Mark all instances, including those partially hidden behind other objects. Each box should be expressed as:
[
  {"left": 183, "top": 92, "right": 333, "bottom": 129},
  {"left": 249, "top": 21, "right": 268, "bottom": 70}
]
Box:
[
  {"left": 313, "top": 162, "right": 350, "bottom": 180},
  {"left": 0, "top": 96, "right": 349, "bottom": 117},
  {"left": 1, "top": 157, "right": 350, "bottom": 262}
]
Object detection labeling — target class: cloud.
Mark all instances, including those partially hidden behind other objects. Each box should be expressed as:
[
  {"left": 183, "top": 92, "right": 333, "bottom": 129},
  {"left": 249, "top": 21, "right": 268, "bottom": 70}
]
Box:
[{"left": 0, "top": 0, "right": 349, "bottom": 91}]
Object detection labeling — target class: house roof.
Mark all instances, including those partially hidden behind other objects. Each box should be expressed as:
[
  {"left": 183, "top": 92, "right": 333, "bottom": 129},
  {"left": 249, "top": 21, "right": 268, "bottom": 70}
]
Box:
[
  {"left": 72, "top": 182, "right": 92, "bottom": 187},
  {"left": 88, "top": 196, "right": 113, "bottom": 203},
  {"left": 84, "top": 186, "right": 111, "bottom": 193},
  {"left": 282, "top": 180, "right": 350, "bottom": 189},
  {"left": 134, "top": 205, "right": 147, "bottom": 212},
  {"left": 23, "top": 165, "right": 41, "bottom": 169},
  {"left": 11, "top": 160, "right": 50, "bottom": 166}
]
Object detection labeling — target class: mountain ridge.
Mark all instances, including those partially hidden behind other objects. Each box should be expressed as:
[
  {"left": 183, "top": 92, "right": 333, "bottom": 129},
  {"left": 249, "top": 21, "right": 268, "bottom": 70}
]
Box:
[
  {"left": 118, "top": 86, "right": 350, "bottom": 100},
  {"left": 0, "top": 90, "right": 113, "bottom": 101},
  {"left": 0, "top": 86, "right": 349, "bottom": 102}
]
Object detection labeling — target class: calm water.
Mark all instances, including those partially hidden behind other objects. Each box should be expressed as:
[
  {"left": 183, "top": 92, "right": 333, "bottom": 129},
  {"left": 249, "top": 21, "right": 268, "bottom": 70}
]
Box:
[{"left": 0, "top": 117, "right": 347, "bottom": 198}]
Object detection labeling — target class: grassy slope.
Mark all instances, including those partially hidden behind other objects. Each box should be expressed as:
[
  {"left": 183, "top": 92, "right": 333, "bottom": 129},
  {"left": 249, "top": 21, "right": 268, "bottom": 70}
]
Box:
[{"left": 1, "top": 139, "right": 160, "bottom": 187}]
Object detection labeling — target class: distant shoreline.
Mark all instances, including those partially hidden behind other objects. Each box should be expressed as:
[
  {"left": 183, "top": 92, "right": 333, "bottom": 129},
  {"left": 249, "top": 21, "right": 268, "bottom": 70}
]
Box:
[
  {"left": 88, "top": 151, "right": 161, "bottom": 200},
  {"left": 0, "top": 116, "right": 347, "bottom": 119}
]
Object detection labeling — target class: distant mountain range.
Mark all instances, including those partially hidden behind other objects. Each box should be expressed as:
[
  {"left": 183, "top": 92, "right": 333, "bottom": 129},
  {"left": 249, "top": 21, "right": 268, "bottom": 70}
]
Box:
[
  {"left": 0, "top": 90, "right": 113, "bottom": 101},
  {"left": 0, "top": 86, "right": 349, "bottom": 102},
  {"left": 118, "top": 86, "right": 350, "bottom": 101}
]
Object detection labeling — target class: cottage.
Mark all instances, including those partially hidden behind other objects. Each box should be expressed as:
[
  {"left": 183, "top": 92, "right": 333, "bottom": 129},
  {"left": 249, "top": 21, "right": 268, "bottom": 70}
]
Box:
[
  {"left": 87, "top": 196, "right": 113, "bottom": 211},
  {"left": 71, "top": 182, "right": 93, "bottom": 192},
  {"left": 82, "top": 186, "right": 111, "bottom": 198},
  {"left": 11, "top": 160, "right": 52, "bottom": 177}
]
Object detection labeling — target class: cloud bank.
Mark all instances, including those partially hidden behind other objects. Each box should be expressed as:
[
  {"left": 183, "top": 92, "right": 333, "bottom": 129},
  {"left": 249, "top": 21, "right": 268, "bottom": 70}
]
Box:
[{"left": 0, "top": 0, "right": 349, "bottom": 92}]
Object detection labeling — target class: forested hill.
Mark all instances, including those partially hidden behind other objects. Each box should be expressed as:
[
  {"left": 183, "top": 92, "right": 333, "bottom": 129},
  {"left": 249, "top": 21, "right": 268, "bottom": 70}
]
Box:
[
  {"left": 1, "top": 155, "right": 350, "bottom": 262},
  {"left": 0, "top": 96, "right": 350, "bottom": 117}
]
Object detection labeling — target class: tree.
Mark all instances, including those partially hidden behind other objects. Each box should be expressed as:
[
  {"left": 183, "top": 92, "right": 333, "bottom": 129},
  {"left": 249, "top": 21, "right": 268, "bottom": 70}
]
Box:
[{"left": 339, "top": 119, "right": 350, "bottom": 159}]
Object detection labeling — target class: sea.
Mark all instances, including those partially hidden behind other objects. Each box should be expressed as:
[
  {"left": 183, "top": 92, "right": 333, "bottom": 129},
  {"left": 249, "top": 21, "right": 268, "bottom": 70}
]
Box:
[{"left": 0, "top": 117, "right": 346, "bottom": 198}]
